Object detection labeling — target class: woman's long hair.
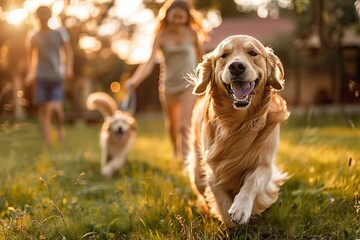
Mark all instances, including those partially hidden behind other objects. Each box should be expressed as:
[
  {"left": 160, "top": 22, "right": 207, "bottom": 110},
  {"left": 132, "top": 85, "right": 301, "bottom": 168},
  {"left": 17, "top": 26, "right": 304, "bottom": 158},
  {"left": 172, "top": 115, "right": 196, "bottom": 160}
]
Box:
[{"left": 155, "top": 0, "right": 208, "bottom": 42}]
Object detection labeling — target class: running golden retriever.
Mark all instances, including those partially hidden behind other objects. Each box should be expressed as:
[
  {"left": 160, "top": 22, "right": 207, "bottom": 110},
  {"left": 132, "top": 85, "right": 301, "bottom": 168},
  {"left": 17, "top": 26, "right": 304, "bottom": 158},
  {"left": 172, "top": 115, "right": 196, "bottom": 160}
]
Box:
[
  {"left": 87, "top": 92, "right": 137, "bottom": 177},
  {"left": 187, "top": 35, "right": 289, "bottom": 228}
]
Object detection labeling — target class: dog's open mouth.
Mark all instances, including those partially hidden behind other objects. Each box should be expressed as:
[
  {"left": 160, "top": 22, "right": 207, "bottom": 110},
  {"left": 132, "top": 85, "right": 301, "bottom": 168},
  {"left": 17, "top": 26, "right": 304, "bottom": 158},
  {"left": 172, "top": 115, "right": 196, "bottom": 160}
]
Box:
[{"left": 223, "top": 78, "right": 259, "bottom": 109}]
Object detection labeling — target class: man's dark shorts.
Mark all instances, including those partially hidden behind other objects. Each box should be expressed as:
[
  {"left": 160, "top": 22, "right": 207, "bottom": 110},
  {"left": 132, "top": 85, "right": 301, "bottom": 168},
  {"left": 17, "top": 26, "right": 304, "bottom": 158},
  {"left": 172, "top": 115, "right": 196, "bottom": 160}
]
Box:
[{"left": 35, "top": 78, "right": 63, "bottom": 104}]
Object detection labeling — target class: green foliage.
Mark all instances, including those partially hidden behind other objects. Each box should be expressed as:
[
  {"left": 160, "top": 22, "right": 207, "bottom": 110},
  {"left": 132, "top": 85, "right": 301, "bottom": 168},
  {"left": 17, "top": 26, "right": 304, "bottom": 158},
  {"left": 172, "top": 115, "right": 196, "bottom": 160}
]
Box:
[{"left": 0, "top": 113, "right": 360, "bottom": 239}]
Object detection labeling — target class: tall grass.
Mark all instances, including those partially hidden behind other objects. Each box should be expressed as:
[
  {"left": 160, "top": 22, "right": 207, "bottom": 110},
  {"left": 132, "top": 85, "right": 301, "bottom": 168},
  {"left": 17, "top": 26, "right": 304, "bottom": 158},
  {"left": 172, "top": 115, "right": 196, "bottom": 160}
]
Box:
[{"left": 0, "top": 112, "right": 359, "bottom": 239}]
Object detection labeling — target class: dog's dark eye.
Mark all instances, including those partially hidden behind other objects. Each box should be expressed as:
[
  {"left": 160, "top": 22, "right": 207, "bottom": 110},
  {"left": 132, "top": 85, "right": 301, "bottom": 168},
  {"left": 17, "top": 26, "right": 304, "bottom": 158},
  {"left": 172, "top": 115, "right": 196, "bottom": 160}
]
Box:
[
  {"left": 249, "top": 51, "right": 258, "bottom": 57},
  {"left": 220, "top": 52, "right": 228, "bottom": 58}
]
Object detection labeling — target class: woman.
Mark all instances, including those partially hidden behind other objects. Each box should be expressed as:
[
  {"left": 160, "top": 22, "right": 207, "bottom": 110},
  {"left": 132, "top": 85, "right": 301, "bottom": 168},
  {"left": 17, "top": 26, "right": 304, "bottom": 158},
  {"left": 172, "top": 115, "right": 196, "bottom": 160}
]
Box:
[{"left": 126, "top": 0, "right": 207, "bottom": 163}]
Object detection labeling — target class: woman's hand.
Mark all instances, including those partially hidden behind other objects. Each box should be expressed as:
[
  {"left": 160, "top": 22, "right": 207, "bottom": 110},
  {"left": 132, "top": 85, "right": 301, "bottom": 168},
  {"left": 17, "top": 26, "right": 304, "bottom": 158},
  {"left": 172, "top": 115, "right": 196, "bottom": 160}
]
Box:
[
  {"left": 125, "top": 78, "right": 137, "bottom": 91},
  {"left": 64, "top": 67, "right": 74, "bottom": 80},
  {"left": 25, "top": 71, "right": 36, "bottom": 86}
]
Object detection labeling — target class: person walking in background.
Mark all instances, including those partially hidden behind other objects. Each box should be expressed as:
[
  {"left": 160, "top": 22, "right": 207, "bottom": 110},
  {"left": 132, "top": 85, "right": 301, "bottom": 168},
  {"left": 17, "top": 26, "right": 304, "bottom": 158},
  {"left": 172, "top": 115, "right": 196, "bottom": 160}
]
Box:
[
  {"left": 126, "top": 0, "right": 208, "bottom": 164},
  {"left": 25, "top": 5, "right": 74, "bottom": 144}
]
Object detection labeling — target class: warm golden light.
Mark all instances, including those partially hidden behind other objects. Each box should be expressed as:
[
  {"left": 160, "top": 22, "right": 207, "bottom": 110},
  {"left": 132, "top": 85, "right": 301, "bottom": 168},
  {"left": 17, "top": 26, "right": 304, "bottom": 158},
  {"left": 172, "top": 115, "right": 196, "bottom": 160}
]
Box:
[
  {"left": 112, "top": 0, "right": 142, "bottom": 19},
  {"left": 97, "top": 20, "right": 120, "bottom": 37},
  {"left": 110, "top": 82, "right": 121, "bottom": 93},
  {"left": 23, "top": 0, "right": 39, "bottom": 13},
  {"left": 52, "top": 0, "right": 65, "bottom": 15},
  {"left": 23, "top": 0, "right": 58, "bottom": 13},
  {"left": 206, "top": 10, "right": 222, "bottom": 28},
  {"left": 79, "top": 35, "right": 101, "bottom": 53},
  {"left": 234, "top": 0, "right": 291, "bottom": 17},
  {"left": 65, "top": 4, "right": 91, "bottom": 21},
  {"left": 17, "top": 91, "right": 24, "bottom": 98},
  {"left": 48, "top": 16, "right": 62, "bottom": 29},
  {"left": 3, "top": 0, "right": 220, "bottom": 65},
  {"left": 257, "top": 7, "right": 268, "bottom": 18},
  {"left": 5, "top": 9, "right": 28, "bottom": 25},
  {"left": 111, "top": 40, "right": 130, "bottom": 61},
  {"left": 41, "top": 0, "right": 56, "bottom": 6}
]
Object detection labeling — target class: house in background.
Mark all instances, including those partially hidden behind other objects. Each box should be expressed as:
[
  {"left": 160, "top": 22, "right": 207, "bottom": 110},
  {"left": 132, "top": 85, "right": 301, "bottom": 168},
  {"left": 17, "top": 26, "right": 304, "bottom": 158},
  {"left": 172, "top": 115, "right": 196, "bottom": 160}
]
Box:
[
  {"left": 203, "top": 17, "right": 295, "bottom": 50},
  {"left": 293, "top": 27, "right": 360, "bottom": 107}
]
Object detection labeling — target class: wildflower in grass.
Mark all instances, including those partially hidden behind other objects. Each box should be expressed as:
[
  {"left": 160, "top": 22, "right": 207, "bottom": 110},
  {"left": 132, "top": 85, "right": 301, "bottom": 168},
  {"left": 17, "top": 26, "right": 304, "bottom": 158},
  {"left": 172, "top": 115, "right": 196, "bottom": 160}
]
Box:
[
  {"left": 175, "top": 214, "right": 187, "bottom": 236},
  {"left": 50, "top": 200, "right": 66, "bottom": 224},
  {"left": 355, "top": 193, "right": 360, "bottom": 213},
  {"left": 75, "top": 172, "right": 85, "bottom": 185},
  {"left": 39, "top": 177, "right": 49, "bottom": 191},
  {"left": 326, "top": 192, "right": 335, "bottom": 205}
]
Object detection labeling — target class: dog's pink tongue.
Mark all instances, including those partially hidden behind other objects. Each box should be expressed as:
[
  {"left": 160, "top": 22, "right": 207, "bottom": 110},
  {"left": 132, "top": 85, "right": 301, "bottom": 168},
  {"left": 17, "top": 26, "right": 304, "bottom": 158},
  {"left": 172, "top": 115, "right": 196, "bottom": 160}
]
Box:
[{"left": 231, "top": 81, "right": 255, "bottom": 99}]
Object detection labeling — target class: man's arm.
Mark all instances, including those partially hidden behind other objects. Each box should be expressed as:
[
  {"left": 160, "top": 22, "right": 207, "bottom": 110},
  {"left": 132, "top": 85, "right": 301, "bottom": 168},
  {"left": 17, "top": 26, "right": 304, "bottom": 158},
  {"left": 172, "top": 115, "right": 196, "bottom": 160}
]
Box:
[
  {"left": 63, "top": 40, "right": 74, "bottom": 80},
  {"left": 25, "top": 32, "right": 36, "bottom": 85}
]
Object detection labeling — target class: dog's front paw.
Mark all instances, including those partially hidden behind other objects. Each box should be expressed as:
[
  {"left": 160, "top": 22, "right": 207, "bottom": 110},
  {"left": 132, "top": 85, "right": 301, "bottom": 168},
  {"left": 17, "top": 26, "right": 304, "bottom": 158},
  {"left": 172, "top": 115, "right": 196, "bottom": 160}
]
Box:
[
  {"left": 101, "top": 165, "right": 114, "bottom": 178},
  {"left": 228, "top": 196, "right": 252, "bottom": 225}
]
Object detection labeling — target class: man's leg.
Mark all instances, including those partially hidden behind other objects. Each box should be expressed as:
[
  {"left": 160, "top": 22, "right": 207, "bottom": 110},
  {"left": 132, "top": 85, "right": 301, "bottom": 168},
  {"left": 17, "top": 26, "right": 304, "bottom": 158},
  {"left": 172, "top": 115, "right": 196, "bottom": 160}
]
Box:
[
  {"left": 52, "top": 101, "right": 65, "bottom": 141},
  {"left": 38, "top": 103, "right": 52, "bottom": 144}
]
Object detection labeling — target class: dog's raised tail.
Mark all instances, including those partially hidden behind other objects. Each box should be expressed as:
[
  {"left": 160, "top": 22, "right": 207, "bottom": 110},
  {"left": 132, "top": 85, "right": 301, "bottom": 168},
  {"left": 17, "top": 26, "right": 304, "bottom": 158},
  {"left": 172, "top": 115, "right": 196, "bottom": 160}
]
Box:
[{"left": 86, "top": 92, "right": 118, "bottom": 117}]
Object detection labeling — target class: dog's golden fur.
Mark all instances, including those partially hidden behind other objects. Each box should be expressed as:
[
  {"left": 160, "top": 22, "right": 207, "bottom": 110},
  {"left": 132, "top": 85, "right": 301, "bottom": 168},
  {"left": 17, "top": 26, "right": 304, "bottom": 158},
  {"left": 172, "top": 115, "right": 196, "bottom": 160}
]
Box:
[
  {"left": 187, "top": 35, "right": 289, "bottom": 228},
  {"left": 86, "top": 92, "right": 137, "bottom": 177}
]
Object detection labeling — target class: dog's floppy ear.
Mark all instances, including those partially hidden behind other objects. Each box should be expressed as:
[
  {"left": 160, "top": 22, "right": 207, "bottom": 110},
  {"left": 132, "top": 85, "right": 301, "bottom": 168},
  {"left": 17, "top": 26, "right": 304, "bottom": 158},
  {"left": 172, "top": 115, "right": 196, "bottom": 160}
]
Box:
[
  {"left": 104, "top": 115, "right": 113, "bottom": 123},
  {"left": 124, "top": 111, "right": 138, "bottom": 130},
  {"left": 266, "top": 47, "right": 285, "bottom": 91},
  {"left": 129, "top": 116, "right": 138, "bottom": 130},
  {"left": 192, "top": 52, "right": 214, "bottom": 95}
]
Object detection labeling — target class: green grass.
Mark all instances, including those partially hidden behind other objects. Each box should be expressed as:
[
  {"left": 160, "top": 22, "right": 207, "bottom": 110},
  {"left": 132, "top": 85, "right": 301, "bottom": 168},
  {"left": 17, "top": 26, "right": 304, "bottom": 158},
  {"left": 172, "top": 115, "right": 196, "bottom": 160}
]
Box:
[{"left": 0, "top": 112, "right": 360, "bottom": 239}]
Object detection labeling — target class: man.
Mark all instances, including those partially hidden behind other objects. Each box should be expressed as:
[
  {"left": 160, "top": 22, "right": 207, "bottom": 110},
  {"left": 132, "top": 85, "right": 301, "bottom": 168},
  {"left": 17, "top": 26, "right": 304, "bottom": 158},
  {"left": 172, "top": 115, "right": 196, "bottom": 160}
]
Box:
[{"left": 26, "top": 5, "right": 73, "bottom": 144}]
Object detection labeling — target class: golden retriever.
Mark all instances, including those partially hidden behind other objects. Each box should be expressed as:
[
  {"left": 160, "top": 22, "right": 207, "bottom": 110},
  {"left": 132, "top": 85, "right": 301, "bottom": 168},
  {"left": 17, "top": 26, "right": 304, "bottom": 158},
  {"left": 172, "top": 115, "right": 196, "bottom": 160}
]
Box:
[
  {"left": 187, "top": 35, "right": 289, "bottom": 228},
  {"left": 86, "top": 92, "right": 137, "bottom": 177}
]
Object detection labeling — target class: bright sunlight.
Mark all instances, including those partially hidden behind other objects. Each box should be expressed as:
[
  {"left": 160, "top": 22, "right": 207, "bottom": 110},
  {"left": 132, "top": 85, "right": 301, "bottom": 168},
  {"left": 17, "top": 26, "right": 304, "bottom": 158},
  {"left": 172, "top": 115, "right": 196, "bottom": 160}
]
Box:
[{"left": 1, "top": 0, "right": 222, "bottom": 64}]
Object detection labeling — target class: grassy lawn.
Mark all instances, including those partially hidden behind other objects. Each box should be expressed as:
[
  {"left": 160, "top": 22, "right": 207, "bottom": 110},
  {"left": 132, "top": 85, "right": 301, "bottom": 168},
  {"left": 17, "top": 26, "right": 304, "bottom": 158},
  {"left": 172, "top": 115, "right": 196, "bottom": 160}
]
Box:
[{"left": 0, "top": 112, "right": 360, "bottom": 239}]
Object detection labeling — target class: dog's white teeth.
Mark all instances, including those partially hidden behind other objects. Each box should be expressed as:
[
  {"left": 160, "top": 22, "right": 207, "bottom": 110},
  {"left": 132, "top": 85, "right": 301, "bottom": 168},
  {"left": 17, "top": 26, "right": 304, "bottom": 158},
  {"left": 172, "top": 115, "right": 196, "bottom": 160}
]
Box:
[{"left": 235, "top": 95, "right": 249, "bottom": 101}]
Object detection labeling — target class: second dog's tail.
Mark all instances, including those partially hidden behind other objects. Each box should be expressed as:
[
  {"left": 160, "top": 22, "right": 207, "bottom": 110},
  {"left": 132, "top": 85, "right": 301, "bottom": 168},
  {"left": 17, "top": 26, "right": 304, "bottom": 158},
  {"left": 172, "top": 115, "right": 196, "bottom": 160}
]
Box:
[{"left": 86, "top": 92, "right": 118, "bottom": 117}]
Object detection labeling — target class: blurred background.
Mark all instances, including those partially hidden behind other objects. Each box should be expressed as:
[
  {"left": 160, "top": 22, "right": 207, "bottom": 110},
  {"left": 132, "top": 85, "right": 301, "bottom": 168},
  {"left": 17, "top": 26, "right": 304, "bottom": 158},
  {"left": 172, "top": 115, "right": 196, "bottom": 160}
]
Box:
[{"left": 0, "top": 0, "right": 359, "bottom": 122}]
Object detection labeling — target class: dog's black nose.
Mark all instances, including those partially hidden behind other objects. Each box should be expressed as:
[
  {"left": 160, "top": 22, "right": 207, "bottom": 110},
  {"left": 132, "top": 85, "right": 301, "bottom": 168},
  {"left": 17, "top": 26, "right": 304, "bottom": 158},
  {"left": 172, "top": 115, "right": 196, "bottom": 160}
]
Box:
[
  {"left": 229, "top": 61, "right": 246, "bottom": 76},
  {"left": 117, "top": 127, "right": 124, "bottom": 134}
]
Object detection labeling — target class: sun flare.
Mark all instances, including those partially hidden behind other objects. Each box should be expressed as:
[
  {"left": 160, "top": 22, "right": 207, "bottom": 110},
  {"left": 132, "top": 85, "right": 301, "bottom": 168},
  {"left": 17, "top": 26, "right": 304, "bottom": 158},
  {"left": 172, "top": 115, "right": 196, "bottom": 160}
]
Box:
[{"left": 5, "top": 9, "right": 28, "bottom": 25}]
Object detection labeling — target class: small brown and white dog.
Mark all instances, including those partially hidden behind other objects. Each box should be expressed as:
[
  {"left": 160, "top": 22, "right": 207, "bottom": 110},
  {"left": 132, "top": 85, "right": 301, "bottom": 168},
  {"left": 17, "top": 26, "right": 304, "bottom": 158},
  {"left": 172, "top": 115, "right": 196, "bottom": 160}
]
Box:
[
  {"left": 187, "top": 35, "right": 289, "bottom": 228},
  {"left": 86, "top": 92, "right": 137, "bottom": 177}
]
